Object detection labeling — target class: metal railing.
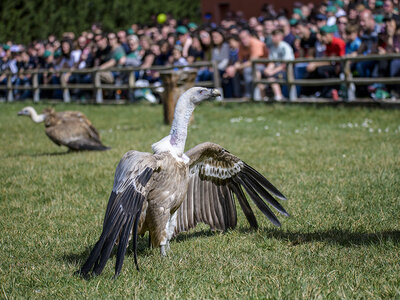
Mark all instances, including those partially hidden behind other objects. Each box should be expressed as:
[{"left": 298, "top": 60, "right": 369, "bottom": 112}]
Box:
[
  {"left": 252, "top": 53, "right": 400, "bottom": 101},
  {"left": 0, "top": 61, "right": 221, "bottom": 103}
]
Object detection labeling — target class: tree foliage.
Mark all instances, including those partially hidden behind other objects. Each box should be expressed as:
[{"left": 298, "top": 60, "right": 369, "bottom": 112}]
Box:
[{"left": 0, "top": 0, "right": 200, "bottom": 44}]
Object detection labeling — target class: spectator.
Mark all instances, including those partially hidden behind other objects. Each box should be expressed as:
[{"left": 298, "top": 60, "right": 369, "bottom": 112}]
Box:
[
  {"left": 356, "top": 9, "right": 380, "bottom": 79},
  {"left": 383, "top": 0, "right": 400, "bottom": 22},
  {"left": 263, "top": 18, "right": 275, "bottom": 48},
  {"left": 296, "top": 20, "right": 318, "bottom": 58},
  {"left": 230, "top": 28, "right": 268, "bottom": 98},
  {"left": 306, "top": 25, "right": 345, "bottom": 98},
  {"left": 188, "top": 35, "right": 204, "bottom": 64},
  {"left": 125, "top": 35, "right": 142, "bottom": 67},
  {"left": 222, "top": 35, "right": 241, "bottom": 98},
  {"left": 199, "top": 29, "right": 212, "bottom": 61},
  {"left": 169, "top": 45, "right": 188, "bottom": 68},
  {"left": 336, "top": 14, "right": 349, "bottom": 39},
  {"left": 93, "top": 34, "right": 114, "bottom": 83},
  {"left": 117, "top": 30, "right": 130, "bottom": 54},
  {"left": 107, "top": 32, "right": 126, "bottom": 67},
  {"left": 344, "top": 24, "right": 362, "bottom": 55},
  {"left": 261, "top": 28, "right": 294, "bottom": 101},
  {"left": 277, "top": 17, "right": 296, "bottom": 50},
  {"left": 176, "top": 26, "right": 192, "bottom": 58}
]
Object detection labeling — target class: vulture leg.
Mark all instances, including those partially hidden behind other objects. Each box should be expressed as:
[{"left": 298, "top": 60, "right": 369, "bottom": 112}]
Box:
[{"left": 160, "top": 211, "right": 177, "bottom": 256}]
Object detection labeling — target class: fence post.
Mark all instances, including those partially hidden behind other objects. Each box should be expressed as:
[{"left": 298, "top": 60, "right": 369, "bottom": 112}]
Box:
[
  {"left": 128, "top": 71, "right": 136, "bottom": 101},
  {"left": 212, "top": 61, "right": 223, "bottom": 99},
  {"left": 251, "top": 60, "right": 257, "bottom": 100},
  {"left": 94, "top": 70, "right": 103, "bottom": 103},
  {"left": 7, "top": 73, "right": 14, "bottom": 102},
  {"left": 287, "top": 61, "right": 297, "bottom": 101},
  {"left": 344, "top": 59, "right": 355, "bottom": 101},
  {"left": 32, "top": 72, "right": 40, "bottom": 102},
  {"left": 61, "top": 72, "right": 71, "bottom": 103}
]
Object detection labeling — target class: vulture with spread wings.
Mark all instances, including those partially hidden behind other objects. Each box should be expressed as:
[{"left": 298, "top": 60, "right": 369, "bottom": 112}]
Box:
[{"left": 79, "top": 87, "right": 289, "bottom": 278}]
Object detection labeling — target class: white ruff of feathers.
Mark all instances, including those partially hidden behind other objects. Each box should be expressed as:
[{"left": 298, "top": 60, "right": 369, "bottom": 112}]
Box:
[{"left": 152, "top": 90, "right": 195, "bottom": 164}]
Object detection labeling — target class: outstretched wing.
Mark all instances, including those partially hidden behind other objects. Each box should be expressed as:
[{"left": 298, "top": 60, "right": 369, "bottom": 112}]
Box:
[
  {"left": 80, "top": 151, "right": 156, "bottom": 278},
  {"left": 174, "top": 142, "right": 288, "bottom": 236}
]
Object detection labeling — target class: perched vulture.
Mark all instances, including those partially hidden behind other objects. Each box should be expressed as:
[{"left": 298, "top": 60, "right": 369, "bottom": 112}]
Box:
[
  {"left": 80, "top": 87, "right": 288, "bottom": 278},
  {"left": 17, "top": 106, "right": 110, "bottom": 151}
]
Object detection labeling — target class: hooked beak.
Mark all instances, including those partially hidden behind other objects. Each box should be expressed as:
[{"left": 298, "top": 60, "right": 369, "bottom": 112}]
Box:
[{"left": 211, "top": 88, "right": 222, "bottom": 100}]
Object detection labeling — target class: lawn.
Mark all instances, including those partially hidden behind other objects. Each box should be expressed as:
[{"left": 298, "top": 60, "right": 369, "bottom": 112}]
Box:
[{"left": 0, "top": 101, "right": 399, "bottom": 299}]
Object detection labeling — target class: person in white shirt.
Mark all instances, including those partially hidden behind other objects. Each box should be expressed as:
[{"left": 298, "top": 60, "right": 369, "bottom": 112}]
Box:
[{"left": 263, "top": 28, "right": 294, "bottom": 101}]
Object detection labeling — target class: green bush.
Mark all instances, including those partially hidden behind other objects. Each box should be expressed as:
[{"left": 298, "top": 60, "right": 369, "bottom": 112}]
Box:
[{"left": 0, "top": 0, "right": 200, "bottom": 44}]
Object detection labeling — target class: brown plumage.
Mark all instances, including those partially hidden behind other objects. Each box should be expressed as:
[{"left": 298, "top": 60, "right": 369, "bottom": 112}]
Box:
[
  {"left": 17, "top": 106, "right": 110, "bottom": 151},
  {"left": 79, "top": 87, "right": 288, "bottom": 278}
]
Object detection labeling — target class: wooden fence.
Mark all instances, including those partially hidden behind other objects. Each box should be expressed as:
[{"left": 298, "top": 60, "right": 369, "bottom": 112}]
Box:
[
  {"left": 1, "top": 54, "right": 400, "bottom": 103},
  {"left": 0, "top": 61, "right": 221, "bottom": 103},
  {"left": 252, "top": 53, "right": 400, "bottom": 102}
]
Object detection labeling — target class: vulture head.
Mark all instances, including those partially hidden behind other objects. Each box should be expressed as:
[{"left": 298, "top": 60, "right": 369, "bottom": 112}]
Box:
[
  {"left": 17, "top": 106, "right": 36, "bottom": 117},
  {"left": 17, "top": 106, "right": 46, "bottom": 123},
  {"left": 185, "top": 87, "right": 221, "bottom": 104}
]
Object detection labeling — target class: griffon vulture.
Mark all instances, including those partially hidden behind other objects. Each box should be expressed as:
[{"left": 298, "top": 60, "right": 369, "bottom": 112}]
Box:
[
  {"left": 80, "top": 87, "right": 288, "bottom": 278},
  {"left": 17, "top": 107, "right": 110, "bottom": 151}
]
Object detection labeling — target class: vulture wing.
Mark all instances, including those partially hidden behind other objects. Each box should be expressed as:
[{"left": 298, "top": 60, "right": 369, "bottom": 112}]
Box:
[
  {"left": 174, "top": 142, "right": 288, "bottom": 236},
  {"left": 45, "top": 113, "right": 108, "bottom": 151},
  {"left": 80, "top": 151, "right": 156, "bottom": 278}
]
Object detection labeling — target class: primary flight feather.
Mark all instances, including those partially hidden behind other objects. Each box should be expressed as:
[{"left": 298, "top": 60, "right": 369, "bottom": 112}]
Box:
[{"left": 79, "top": 87, "right": 288, "bottom": 278}]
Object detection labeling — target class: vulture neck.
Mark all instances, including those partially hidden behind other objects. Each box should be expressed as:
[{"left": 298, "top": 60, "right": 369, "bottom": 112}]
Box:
[
  {"left": 152, "top": 93, "right": 194, "bottom": 163},
  {"left": 30, "top": 109, "right": 46, "bottom": 123},
  {"left": 169, "top": 95, "right": 195, "bottom": 154}
]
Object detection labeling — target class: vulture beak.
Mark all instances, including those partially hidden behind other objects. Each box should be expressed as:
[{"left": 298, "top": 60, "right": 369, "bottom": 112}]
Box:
[{"left": 211, "top": 88, "right": 221, "bottom": 100}]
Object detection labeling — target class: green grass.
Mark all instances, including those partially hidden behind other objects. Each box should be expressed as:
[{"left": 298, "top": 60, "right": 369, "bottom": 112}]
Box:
[{"left": 1, "top": 102, "right": 399, "bottom": 299}]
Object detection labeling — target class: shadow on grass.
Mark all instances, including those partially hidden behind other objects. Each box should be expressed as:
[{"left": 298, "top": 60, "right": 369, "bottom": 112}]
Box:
[
  {"left": 237, "top": 227, "right": 400, "bottom": 247},
  {"left": 3, "top": 151, "right": 70, "bottom": 158},
  {"left": 173, "top": 226, "right": 400, "bottom": 247}
]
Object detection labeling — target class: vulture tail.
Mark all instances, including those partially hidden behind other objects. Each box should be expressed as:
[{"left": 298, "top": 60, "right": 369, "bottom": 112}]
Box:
[{"left": 79, "top": 168, "right": 153, "bottom": 278}]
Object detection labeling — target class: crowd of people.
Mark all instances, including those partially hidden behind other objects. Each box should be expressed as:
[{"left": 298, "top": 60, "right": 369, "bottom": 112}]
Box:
[{"left": 1, "top": 0, "right": 399, "bottom": 101}]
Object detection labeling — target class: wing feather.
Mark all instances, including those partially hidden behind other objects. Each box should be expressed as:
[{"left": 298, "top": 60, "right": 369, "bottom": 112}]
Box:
[
  {"left": 80, "top": 152, "right": 156, "bottom": 278},
  {"left": 174, "top": 142, "right": 288, "bottom": 236}
]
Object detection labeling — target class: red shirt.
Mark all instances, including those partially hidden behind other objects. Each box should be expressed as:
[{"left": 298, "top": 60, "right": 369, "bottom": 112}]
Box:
[{"left": 325, "top": 37, "right": 345, "bottom": 57}]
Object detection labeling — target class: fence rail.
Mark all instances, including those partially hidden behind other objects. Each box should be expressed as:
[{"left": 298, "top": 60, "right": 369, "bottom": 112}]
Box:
[
  {"left": 0, "top": 61, "right": 220, "bottom": 103},
  {"left": 252, "top": 53, "right": 400, "bottom": 101},
  {"left": 1, "top": 54, "right": 400, "bottom": 103}
]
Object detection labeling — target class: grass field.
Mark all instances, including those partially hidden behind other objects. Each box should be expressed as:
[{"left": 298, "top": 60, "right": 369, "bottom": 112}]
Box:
[{"left": 0, "top": 101, "right": 399, "bottom": 299}]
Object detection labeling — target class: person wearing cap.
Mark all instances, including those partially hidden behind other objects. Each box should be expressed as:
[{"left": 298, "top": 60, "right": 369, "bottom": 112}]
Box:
[
  {"left": 305, "top": 25, "right": 345, "bottom": 98},
  {"left": 315, "top": 14, "right": 328, "bottom": 28},
  {"left": 176, "top": 26, "right": 192, "bottom": 59}
]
